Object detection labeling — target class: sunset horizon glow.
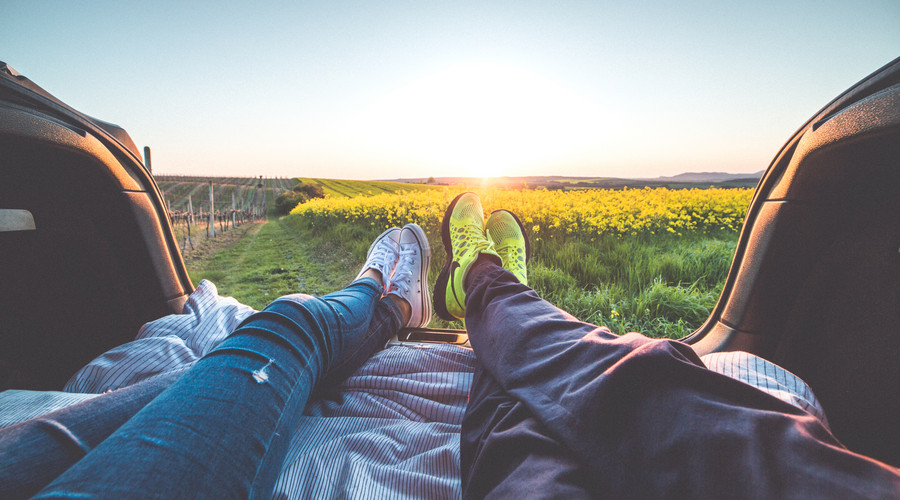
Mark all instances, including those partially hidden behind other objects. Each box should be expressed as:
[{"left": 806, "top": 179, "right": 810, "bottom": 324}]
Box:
[{"left": 4, "top": 1, "right": 897, "bottom": 180}]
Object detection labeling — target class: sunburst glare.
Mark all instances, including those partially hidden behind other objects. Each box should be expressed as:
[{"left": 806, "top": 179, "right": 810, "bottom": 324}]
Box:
[{"left": 355, "top": 62, "right": 605, "bottom": 177}]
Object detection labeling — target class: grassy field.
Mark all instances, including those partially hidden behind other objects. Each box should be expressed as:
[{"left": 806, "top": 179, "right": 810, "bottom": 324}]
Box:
[
  {"left": 181, "top": 180, "right": 435, "bottom": 304},
  {"left": 156, "top": 176, "right": 292, "bottom": 213},
  {"left": 295, "top": 177, "right": 440, "bottom": 198},
  {"left": 157, "top": 176, "right": 440, "bottom": 254},
  {"left": 188, "top": 184, "right": 751, "bottom": 339},
  {"left": 188, "top": 216, "right": 361, "bottom": 307}
]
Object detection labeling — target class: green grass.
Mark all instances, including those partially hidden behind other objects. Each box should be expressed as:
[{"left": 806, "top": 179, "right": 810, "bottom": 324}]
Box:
[
  {"left": 184, "top": 185, "right": 739, "bottom": 339},
  {"left": 295, "top": 177, "right": 440, "bottom": 199},
  {"left": 187, "top": 217, "right": 362, "bottom": 309},
  {"left": 281, "top": 216, "right": 737, "bottom": 339}
]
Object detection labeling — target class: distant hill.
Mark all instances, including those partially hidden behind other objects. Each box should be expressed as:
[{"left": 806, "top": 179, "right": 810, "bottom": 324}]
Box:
[
  {"left": 643, "top": 171, "right": 765, "bottom": 183},
  {"left": 384, "top": 171, "right": 764, "bottom": 189}
]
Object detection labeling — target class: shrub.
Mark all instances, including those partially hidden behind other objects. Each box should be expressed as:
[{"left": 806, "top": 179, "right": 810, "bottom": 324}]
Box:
[
  {"left": 293, "top": 182, "right": 325, "bottom": 199},
  {"left": 275, "top": 181, "right": 326, "bottom": 215},
  {"left": 275, "top": 191, "right": 307, "bottom": 215}
]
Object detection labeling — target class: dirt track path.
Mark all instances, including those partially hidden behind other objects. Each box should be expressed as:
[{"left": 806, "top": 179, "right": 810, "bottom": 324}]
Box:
[
  {"left": 185, "top": 218, "right": 358, "bottom": 309},
  {"left": 180, "top": 222, "right": 265, "bottom": 267}
]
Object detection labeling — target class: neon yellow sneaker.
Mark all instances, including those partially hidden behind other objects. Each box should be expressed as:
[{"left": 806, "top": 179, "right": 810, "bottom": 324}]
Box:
[
  {"left": 485, "top": 209, "right": 531, "bottom": 286},
  {"left": 434, "top": 192, "right": 500, "bottom": 321}
]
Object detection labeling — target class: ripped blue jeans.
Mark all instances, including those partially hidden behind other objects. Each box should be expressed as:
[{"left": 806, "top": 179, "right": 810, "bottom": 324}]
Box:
[{"left": 6, "top": 277, "right": 401, "bottom": 499}]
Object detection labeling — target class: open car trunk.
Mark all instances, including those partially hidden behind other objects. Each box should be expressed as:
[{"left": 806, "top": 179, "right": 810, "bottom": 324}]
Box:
[
  {"left": 686, "top": 57, "right": 900, "bottom": 467},
  {"left": 0, "top": 63, "right": 193, "bottom": 391},
  {"left": 2, "top": 58, "right": 898, "bottom": 470}
]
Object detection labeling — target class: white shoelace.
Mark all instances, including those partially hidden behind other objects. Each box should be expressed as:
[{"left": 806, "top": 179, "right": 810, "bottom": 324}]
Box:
[
  {"left": 388, "top": 247, "right": 417, "bottom": 295},
  {"left": 368, "top": 242, "right": 398, "bottom": 281}
]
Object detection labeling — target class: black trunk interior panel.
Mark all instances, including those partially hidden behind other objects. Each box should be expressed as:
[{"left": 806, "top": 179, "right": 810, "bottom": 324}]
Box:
[
  {"left": 774, "top": 167, "right": 900, "bottom": 466},
  {"left": 0, "top": 139, "right": 178, "bottom": 390},
  {"left": 688, "top": 76, "right": 900, "bottom": 466}
]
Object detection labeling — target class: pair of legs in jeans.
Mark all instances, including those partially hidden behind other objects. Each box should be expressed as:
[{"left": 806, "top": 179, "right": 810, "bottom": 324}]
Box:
[
  {"left": 2, "top": 224, "right": 431, "bottom": 499},
  {"left": 7, "top": 193, "right": 900, "bottom": 498},
  {"left": 432, "top": 193, "right": 900, "bottom": 499}
]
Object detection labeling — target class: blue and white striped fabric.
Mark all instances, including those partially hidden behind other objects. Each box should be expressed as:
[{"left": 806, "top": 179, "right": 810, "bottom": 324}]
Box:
[
  {"left": 63, "top": 280, "right": 255, "bottom": 393},
  {"left": 275, "top": 344, "right": 474, "bottom": 498},
  {"left": 0, "top": 280, "right": 830, "bottom": 498},
  {"left": 0, "top": 390, "right": 100, "bottom": 427},
  {"left": 700, "top": 351, "right": 830, "bottom": 428}
]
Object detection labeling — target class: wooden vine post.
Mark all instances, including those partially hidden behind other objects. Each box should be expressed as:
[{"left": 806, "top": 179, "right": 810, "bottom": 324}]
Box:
[
  {"left": 184, "top": 194, "right": 194, "bottom": 250},
  {"left": 208, "top": 181, "right": 215, "bottom": 238}
]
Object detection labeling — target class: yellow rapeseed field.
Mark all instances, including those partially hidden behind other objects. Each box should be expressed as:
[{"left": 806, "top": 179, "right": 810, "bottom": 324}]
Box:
[{"left": 291, "top": 187, "right": 753, "bottom": 240}]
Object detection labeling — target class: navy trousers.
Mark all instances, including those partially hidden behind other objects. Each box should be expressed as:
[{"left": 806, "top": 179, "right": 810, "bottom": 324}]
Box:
[{"left": 460, "top": 260, "right": 900, "bottom": 499}]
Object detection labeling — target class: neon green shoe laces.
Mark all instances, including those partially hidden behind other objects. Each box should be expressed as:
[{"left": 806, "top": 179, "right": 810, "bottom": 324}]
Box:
[{"left": 485, "top": 209, "right": 530, "bottom": 286}]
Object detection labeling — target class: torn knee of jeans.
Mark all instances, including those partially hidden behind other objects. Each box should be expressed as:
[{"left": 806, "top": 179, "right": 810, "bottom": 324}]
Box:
[{"left": 251, "top": 359, "right": 275, "bottom": 383}]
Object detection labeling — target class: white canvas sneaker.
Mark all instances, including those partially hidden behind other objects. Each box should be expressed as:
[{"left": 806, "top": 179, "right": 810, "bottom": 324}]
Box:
[
  {"left": 387, "top": 224, "right": 432, "bottom": 328},
  {"left": 355, "top": 227, "right": 402, "bottom": 285}
]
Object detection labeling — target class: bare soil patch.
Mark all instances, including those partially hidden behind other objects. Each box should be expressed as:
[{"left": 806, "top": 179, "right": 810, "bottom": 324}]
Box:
[{"left": 180, "top": 222, "right": 265, "bottom": 266}]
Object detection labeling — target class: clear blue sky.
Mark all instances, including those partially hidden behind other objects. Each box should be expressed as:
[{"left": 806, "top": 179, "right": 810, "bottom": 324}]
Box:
[{"left": 4, "top": 1, "right": 898, "bottom": 179}]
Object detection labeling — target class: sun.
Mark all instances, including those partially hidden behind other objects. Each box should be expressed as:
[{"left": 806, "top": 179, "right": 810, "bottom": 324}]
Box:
[{"left": 355, "top": 61, "right": 602, "bottom": 177}]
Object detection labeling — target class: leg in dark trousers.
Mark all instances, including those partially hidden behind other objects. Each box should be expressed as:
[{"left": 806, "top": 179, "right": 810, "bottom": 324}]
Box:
[
  {"left": 461, "top": 363, "right": 591, "bottom": 499},
  {"left": 460, "top": 257, "right": 900, "bottom": 499}
]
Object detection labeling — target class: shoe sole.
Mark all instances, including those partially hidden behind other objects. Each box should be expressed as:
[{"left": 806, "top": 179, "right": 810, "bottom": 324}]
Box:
[
  {"left": 403, "top": 223, "right": 433, "bottom": 328},
  {"left": 434, "top": 192, "right": 471, "bottom": 321},
  {"left": 489, "top": 209, "right": 532, "bottom": 262}
]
